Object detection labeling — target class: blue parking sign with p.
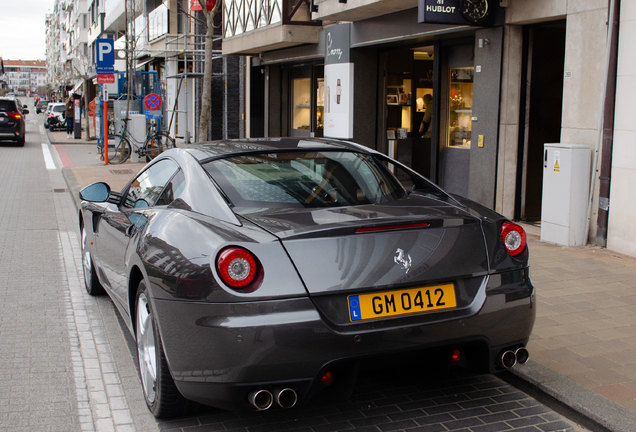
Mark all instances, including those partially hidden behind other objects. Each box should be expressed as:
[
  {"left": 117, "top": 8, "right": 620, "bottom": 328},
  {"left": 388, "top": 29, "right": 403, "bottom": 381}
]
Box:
[{"left": 96, "top": 38, "right": 115, "bottom": 74}]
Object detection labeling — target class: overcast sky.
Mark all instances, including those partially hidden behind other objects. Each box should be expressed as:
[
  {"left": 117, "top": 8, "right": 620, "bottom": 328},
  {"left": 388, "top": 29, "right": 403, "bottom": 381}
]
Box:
[{"left": 0, "top": 0, "right": 56, "bottom": 61}]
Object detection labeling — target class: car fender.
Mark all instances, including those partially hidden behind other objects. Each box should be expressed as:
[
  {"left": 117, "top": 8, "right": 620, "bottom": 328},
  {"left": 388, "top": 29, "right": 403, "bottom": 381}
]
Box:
[{"left": 134, "top": 209, "right": 309, "bottom": 304}]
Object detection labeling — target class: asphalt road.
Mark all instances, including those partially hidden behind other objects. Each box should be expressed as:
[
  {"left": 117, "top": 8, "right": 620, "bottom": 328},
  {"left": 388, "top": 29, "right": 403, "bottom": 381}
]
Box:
[{"left": 0, "top": 98, "right": 591, "bottom": 432}]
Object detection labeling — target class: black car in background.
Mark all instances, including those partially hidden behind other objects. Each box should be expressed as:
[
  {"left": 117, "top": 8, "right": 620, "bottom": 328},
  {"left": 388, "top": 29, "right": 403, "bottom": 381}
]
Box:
[
  {"left": 36, "top": 99, "right": 49, "bottom": 114},
  {"left": 0, "top": 97, "right": 28, "bottom": 146}
]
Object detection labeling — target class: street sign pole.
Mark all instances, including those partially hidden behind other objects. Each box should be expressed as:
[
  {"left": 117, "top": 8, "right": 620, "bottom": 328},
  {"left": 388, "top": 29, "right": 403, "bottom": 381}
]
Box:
[
  {"left": 102, "top": 84, "right": 108, "bottom": 165},
  {"left": 95, "top": 38, "right": 115, "bottom": 165}
]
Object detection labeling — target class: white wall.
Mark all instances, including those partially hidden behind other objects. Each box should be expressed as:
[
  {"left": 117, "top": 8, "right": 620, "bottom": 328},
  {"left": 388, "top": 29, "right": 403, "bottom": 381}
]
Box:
[{"left": 607, "top": 0, "right": 636, "bottom": 256}]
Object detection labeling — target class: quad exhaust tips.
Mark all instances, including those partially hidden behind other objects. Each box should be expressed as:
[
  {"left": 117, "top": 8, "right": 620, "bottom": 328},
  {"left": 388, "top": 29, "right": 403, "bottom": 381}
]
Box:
[
  {"left": 500, "top": 347, "right": 530, "bottom": 369},
  {"left": 248, "top": 388, "right": 298, "bottom": 410}
]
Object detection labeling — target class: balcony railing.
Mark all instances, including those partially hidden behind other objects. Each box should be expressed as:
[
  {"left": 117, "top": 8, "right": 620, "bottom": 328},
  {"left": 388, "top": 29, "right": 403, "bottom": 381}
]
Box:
[
  {"left": 148, "top": 5, "right": 168, "bottom": 41},
  {"left": 224, "top": 0, "right": 317, "bottom": 38}
]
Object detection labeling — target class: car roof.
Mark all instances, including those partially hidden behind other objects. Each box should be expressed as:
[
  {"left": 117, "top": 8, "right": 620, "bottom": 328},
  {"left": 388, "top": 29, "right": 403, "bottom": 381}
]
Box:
[{"left": 184, "top": 138, "right": 374, "bottom": 162}]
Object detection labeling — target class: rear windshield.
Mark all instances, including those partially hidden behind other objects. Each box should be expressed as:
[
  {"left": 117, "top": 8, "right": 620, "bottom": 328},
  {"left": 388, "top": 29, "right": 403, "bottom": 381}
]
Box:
[
  {"left": 38, "top": 100, "right": 49, "bottom": 107},
  {"left": 203, "top": 151, "right": 407, "bottom": 209},
  {"left": 0, "top": 101, "right": 17, "bottom": 112},
  {"left": 53, "top": 105, "right": 65, "bottom": 112}
]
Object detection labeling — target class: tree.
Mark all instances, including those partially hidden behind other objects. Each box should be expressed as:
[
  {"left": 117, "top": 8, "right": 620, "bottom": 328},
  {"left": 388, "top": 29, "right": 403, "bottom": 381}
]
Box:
[{"left": 196, "top": 0, "right": 222, "bottom": 141}]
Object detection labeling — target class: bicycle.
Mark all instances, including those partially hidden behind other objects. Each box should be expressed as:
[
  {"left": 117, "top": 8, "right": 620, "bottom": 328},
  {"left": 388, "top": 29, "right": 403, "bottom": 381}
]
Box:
[{"left": 102, "top": 118, "right": 176, "bottom": 165}]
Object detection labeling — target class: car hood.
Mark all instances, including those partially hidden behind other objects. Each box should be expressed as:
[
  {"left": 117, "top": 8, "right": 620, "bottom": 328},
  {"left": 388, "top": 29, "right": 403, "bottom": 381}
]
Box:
[{"left": 237, "top": 195, "right": 489, "bottom": 294}]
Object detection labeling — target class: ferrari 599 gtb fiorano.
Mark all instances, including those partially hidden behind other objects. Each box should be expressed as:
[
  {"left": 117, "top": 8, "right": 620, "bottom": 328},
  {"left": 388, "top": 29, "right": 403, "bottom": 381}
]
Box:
[{"left": 78, "top": 138, "right": 534, "bottom": 417}]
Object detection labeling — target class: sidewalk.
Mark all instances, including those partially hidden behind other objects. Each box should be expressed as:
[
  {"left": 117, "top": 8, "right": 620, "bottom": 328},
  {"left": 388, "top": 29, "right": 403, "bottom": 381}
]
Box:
[
  {"left": 511, "top": 226, "right": 636, "bottom": 431},
  {"left": 52, "top": 139, "right": 636, "bottom": 431},
  {"left": 47, "top": 128, "right": 97, "bottom": 145}
]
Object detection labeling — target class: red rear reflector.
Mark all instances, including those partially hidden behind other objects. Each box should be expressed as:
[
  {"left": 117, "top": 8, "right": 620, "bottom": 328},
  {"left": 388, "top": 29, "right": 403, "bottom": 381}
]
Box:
[
  {"left": 355, "top": 222, "right": 429, "bottom": 233},
  {"left": 451, "top": 349, "right": 462, "bottom": 363},
  {"left": 501, "top": 222, "right": 526, "bottom": 257},
  {"left": 320, "top": 371, "right": 333, "bottom": 385}
]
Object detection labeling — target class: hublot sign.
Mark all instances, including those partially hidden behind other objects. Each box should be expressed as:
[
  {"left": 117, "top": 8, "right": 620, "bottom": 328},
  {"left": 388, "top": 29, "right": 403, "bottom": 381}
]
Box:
[{"left": 418, "top": 0, "right": 499, "bottom": 26}]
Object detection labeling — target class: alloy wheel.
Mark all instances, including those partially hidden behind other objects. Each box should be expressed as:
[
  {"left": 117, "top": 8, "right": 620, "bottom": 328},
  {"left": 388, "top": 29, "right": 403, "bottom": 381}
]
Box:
[{"left": 137, "top": 292, "right": 157, "bottom": 404}]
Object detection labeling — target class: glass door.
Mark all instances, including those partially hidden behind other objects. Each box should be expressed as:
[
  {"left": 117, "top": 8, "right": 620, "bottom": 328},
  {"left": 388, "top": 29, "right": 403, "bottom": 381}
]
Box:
[
  {"left": 291, "top": 68, "right": 311, "bottom": 137},
  {"left": 290, "top": 65, "right": 324, "bottom": 137}
]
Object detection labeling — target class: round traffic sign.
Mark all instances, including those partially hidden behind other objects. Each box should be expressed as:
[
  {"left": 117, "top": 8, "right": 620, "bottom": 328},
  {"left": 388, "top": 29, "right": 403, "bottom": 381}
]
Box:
[{"left": 144, "top": 93, "right": 162, "bottom": 110}]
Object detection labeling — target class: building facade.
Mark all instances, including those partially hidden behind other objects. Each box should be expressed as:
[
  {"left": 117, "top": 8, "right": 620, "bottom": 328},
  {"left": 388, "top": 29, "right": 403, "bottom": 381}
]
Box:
[
  {"left": 2, "top": 60, "right": 48, "bottom": 95},
  {"left": 222, "top": 0, "right": 636, "bottom": 258}
]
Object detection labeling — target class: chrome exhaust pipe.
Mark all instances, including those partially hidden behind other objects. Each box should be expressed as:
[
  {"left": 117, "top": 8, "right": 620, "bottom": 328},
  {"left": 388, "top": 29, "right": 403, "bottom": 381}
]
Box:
[
  {"left": 515, "top": 347, "right": 529, "bottom": 365},
  {"left": 248, "top": 389, "right": 273, "bottom": 411},
  {"left": 500, "top": 350, "right": 517, "bottom": 369},
  {"left": 274, "top": 388, "right": 298, "bottom": 409}
]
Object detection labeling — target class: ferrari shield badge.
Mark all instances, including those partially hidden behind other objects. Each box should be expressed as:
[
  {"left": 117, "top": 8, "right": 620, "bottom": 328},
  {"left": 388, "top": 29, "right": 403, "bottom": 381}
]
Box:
[{"left": 394, "top": 248, "right": 412, "bottom": 273}]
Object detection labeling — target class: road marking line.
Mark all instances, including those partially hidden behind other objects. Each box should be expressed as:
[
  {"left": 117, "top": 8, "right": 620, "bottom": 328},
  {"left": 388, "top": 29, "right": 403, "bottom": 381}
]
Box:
[{"left": 42, "top": 143, "right": 57, "bottom": 169}]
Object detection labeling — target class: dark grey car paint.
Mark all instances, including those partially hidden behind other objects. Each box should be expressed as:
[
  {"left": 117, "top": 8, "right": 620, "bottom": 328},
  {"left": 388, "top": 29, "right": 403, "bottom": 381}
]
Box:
[{"left": 79, "top": 138, "right": 535, "bottom": 411}]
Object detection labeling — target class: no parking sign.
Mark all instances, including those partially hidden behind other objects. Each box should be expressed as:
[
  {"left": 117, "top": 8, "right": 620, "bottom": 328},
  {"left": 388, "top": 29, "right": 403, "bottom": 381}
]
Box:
[{"left": 144, "top": 93, "right": 162, "bottom": 111}]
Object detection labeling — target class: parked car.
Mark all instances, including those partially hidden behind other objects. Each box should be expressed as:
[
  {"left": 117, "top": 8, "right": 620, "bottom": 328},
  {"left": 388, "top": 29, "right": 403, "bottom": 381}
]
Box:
[
  {"left": 36, "top": 99, "right": 49, "bottom": 114},
  {"left": 78, "top": 138, "right": 534, "bottom": 418},
  {"left": 0, "top": 97, "right": 28, "bottom": 146},
  {"left": 44, "top": 103, "right": 65, "bottom": 129}
]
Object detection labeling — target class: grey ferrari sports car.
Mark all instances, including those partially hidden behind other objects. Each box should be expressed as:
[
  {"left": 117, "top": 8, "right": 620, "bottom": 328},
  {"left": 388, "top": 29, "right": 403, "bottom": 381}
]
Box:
[{"left": 79, "top": 138, "right": 534, "bottom": 418}]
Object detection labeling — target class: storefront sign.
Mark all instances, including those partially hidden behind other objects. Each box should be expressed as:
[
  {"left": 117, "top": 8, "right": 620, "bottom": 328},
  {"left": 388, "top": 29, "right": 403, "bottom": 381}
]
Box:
[
  {"left": 324, "top": 24, "right": 353, "bottom": 140},
  {"left": 418, "top": 0, "right": 499, "bottom": 26}
]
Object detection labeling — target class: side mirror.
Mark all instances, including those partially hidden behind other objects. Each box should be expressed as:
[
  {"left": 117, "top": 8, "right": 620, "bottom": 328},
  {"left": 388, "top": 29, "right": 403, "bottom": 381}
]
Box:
[
  {"left": 80, "top": 182, "right": 111, "bottom": 202},
  {"left": 22, "top": 108, "right": 29, "bottom": 114}
]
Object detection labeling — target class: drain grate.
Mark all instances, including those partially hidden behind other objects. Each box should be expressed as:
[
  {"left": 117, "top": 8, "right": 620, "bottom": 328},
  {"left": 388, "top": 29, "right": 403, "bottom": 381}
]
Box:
[
  {"left": 109, "top": 169, "right": 135, "bottom": 175},
  {"left": 53, "top": 188, "right": 69, "bottom": 193}
]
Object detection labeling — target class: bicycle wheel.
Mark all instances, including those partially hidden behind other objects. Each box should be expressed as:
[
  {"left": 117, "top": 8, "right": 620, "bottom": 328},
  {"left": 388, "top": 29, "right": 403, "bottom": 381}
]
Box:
[
  {"left": 105, "top": 134, "right": 132, "bottom": 165},
  {"left": 143, "top": 132, "right": 176, "bottom": 161}
]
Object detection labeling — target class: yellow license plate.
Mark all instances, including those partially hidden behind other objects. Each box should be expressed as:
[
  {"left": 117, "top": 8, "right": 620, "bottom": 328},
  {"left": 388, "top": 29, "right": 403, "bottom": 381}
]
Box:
[{"left": 348, "top": 283, "right": 456, "bottom": 322}]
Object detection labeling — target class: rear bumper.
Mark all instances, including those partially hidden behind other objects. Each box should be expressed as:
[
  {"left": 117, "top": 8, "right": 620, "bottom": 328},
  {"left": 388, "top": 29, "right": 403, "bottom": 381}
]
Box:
[
  {"left": 152, "top": 269, "right": 534, "bottom": 410},
  {"left": 0, "top": 130, "right": 22, "bottom": 140}
]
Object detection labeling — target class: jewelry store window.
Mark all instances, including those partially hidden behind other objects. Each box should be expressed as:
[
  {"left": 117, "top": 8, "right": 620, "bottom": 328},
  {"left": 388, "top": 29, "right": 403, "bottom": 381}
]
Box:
[
  {"left": 447, "top": 67, "right": 474, "bottom": 148},
  {"left": 290, "top": 66, "right": 324, "bottom": 137}
]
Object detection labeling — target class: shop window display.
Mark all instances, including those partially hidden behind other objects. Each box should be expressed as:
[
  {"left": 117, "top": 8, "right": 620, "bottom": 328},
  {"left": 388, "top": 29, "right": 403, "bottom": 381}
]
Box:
[
  {"left": 447, "top": 67, "right": 474, "bottom": 148},
  {"left": 292, "top": 77, "right": 311, "bottom": 131}
]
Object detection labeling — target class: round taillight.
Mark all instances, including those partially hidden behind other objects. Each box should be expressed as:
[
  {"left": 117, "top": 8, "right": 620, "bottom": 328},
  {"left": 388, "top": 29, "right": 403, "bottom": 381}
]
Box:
[
  {"left": 501, "top": 222, "right": 526, "bottom": 257},
  {"left": 216, "top": 247, "right": 261, "bottom": 290}
]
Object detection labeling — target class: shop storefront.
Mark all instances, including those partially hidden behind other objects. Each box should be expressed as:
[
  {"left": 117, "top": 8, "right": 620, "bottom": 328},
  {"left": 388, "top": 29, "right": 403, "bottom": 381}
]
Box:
[{"left": 255, "top": 6, "right": 504, "bottom": 208}]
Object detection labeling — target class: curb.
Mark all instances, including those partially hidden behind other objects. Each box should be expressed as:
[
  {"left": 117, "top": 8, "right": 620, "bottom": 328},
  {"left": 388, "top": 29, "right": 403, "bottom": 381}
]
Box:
[{"left": 503, "top": 360, "right": 636, "bottom": 432}]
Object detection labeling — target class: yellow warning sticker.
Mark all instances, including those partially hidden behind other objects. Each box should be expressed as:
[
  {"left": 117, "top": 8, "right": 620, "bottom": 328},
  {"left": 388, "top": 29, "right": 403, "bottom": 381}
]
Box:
[{"left": 554, "top": 160, "right": 560, "bottom": 172}]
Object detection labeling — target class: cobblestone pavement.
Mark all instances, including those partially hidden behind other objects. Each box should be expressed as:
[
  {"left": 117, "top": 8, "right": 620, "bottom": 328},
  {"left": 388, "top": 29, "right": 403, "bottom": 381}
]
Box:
[{"left": 0, "top": 107, "right": 591, "bottom": 432}]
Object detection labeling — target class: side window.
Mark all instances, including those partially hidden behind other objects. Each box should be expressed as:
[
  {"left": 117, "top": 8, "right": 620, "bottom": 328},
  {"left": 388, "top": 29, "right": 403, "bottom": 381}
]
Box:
[
  {"left": 155, "top": 170, "right": 186, "bottom": 206},
  {"left": 124, "top": 159, "right": 179, "bottom": 208}
]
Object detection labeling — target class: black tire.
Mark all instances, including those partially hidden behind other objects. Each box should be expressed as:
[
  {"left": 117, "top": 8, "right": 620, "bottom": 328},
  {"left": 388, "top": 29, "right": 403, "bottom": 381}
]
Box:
[
  {"left": 143, "top": 132, "right": 176, "bottom": 161},
  {"left": 136, "top": 281, "right": 187, "bottom": 418},
  {"left": 16, "top": 136, "right": 25, "bottom": 147},
  {"left": 106, "top": 134, "right": 132, "bottom": 165},
  {"left": 81, "top": 223, "right": 105, "bottom": 296}
]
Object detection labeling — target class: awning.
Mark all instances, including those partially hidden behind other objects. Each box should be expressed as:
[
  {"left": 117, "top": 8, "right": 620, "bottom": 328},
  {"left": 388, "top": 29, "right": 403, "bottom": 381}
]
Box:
[
  {"left": 135, "top": 57, "right": 163, "bottom": 70},
  {"left": 71, "top": 80, "right": 84, "bottom": 95}
]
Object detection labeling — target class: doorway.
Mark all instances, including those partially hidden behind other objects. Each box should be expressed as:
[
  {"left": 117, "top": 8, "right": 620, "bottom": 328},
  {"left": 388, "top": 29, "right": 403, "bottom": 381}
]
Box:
[
  {"left": 378, "top": 45, "right": 437, "bottom": 180},
  {"left": 517, "top": 22, "right": 566, "bottom": 221}
]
